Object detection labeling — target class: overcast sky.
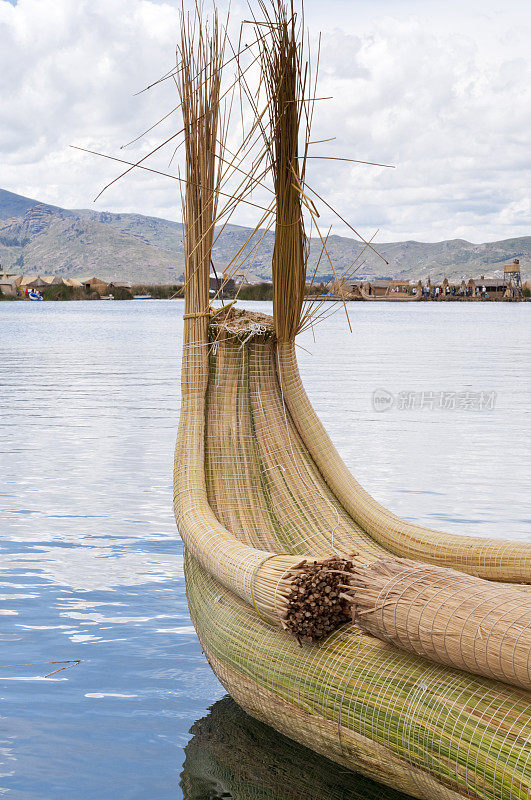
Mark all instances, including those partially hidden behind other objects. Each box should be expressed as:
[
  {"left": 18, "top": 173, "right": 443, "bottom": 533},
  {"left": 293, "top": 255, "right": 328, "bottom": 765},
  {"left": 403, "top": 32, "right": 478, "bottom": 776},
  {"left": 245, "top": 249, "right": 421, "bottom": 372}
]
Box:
[{"left": 1, "top": 0, "right": 529, "bottom": 242}]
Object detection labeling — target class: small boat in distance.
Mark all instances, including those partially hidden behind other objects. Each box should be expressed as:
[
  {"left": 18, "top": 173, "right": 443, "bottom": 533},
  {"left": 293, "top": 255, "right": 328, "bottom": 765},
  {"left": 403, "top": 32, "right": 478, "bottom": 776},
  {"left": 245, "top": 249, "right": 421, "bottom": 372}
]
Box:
[
  {"left": 133, "top": 294, "right": 152, "bottom": 300},
  {"left": 100, "top": 294, "right": 114, "bottom": 300},
  {"left": 28, "top": 290, "right": 43, "bottom": 301}
]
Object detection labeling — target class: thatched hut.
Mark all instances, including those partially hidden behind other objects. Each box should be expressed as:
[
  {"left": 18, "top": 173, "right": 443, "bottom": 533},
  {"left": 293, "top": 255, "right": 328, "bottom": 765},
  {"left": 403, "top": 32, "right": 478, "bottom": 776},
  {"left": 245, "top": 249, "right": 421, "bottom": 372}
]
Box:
[
  {"left": 82, "top": 276, "right": 108, "bottom": 294},
  {"left": 26, "top": 276, "right": 49, "bottom": 290},
  {"left": 0, "top": 274, "right": 17, "bottom": 296}
]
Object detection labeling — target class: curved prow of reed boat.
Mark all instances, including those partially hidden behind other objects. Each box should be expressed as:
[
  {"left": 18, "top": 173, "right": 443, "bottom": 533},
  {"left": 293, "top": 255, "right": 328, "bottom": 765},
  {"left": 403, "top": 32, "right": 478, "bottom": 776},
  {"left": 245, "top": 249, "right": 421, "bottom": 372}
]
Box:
[{"left": 173, "top": 5, "right": 531, "bottom": 800}]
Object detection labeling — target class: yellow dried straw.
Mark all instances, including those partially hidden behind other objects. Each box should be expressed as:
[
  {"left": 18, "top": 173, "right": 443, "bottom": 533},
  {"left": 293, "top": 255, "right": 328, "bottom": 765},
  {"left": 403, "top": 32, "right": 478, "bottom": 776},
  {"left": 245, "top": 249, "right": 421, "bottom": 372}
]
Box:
[{"left": 253, "top": 0, "right": 308, "bottom": 341}]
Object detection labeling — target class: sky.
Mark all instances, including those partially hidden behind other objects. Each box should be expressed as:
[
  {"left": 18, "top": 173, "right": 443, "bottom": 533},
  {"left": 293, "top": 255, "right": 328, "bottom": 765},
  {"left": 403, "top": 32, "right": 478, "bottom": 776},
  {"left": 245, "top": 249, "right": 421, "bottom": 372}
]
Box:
[{"left": 1, "top": 0, "right": 530, "bottom": 243}]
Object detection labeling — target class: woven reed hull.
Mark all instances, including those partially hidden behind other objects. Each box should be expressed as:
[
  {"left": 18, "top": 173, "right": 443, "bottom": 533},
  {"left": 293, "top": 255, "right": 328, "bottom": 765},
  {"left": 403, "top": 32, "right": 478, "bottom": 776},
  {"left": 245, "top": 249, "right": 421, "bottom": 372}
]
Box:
[{"left": 178, "top": 330, "right": 531, "bottom": 800}]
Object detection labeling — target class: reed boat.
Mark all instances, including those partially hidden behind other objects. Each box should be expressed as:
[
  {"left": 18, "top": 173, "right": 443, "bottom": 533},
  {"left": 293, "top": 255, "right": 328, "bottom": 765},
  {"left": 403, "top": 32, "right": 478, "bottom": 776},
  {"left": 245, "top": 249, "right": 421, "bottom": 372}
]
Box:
[
  {"left": 360, "top": 285, "right": 420, "bottom": 301},
  {"left": 171, "top": 4, "right": 531, "bottom": 799}
]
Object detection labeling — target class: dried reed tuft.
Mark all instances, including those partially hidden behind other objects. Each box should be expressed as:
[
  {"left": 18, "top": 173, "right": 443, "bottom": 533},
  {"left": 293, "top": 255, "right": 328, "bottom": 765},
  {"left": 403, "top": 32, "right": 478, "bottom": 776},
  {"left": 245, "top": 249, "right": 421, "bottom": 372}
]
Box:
[
  {"left": 175, "top": 3, "right": 227, "bottom": 352},
  {"left": 254, "top": 1, "right": 309, "bottom": 341}
]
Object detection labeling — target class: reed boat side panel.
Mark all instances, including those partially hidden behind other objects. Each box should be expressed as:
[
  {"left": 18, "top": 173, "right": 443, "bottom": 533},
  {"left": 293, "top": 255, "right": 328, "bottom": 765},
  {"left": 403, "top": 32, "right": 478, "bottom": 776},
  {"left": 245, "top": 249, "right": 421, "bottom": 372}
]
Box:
[
  {"left": 248, "top": 339, "right": 386, "bottom": 559},
  {"left": 205, "top": 338, "right": 284, "bottom": 551}
]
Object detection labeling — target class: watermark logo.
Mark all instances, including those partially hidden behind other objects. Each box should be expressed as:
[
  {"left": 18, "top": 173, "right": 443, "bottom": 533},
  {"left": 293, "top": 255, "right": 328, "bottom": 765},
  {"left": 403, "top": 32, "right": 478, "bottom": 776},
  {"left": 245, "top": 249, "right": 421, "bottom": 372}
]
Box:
[
  {"left": 372, "top": 389, "right": 496, "bottom": 412},
  {"left": 372, "top": 388, "right": 395, "bottom": 412}
]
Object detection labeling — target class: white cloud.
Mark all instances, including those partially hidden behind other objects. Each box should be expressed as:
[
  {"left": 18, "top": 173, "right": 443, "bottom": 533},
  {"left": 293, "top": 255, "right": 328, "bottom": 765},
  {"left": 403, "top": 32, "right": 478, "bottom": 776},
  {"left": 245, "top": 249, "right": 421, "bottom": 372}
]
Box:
[{"left": 1, "top": 0, "right": 530, "bottom": 242}]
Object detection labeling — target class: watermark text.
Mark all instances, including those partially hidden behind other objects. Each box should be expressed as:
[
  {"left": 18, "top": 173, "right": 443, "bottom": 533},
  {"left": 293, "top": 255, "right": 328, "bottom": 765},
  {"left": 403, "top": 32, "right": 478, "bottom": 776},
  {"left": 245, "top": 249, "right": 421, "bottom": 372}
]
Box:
[{"left": 372, "top": 389, "right": 497, "bottom": 412}]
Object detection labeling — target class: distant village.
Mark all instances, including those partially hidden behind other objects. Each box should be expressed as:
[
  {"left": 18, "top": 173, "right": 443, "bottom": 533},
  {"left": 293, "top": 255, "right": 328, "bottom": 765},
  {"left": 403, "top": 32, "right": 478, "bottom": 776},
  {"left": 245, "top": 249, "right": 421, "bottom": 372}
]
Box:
[
  {"left": 342, "top": 259, "right": 526, "bottom": 302},
  {"left": 0, "top": 274, "right": 180, "bottom": 301},
  {"left": 0, "top": 259, "right": 528, "bottom": 302}
]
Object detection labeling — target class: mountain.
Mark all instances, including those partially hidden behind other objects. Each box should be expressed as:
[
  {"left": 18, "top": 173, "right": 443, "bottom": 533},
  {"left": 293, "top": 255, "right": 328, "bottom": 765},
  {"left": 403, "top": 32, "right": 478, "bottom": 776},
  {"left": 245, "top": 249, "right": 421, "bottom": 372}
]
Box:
[
  {"left": 0, "top": 187, "right": 56, "bottom": 221},
  {"left": 0, "top": 188, "right": 528, "bottom": 283},
  {"left": 0, "top": 194, "right": 185, "bottom": 283}
]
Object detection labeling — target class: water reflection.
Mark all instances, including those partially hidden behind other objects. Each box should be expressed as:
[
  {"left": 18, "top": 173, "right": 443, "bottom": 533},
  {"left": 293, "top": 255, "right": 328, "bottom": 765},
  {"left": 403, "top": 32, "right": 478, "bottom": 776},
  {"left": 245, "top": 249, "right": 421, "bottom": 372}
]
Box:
[{"left": 181, "top": 696, "right": 414, "bottom": 800}]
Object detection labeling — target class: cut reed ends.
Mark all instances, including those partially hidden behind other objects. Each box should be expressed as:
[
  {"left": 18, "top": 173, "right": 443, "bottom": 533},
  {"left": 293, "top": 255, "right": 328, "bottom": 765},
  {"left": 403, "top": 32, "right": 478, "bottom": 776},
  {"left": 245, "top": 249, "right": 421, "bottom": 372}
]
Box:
[
  {"left": 347, "top": 557, "right": 531, "bottom": 692},
  {"left": 251, "top": 555, "right": 355, "bottom": 642},
  {"left": 283, "top": 558, "right": 355, "bottom": 642}
]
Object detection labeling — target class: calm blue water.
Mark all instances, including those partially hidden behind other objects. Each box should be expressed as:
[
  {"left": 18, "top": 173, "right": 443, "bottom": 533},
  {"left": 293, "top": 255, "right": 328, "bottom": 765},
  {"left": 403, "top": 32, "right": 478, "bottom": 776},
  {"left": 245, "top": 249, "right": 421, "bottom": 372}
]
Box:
[{"left": 0, "top": 300, "right": 529, "bottom": 799}]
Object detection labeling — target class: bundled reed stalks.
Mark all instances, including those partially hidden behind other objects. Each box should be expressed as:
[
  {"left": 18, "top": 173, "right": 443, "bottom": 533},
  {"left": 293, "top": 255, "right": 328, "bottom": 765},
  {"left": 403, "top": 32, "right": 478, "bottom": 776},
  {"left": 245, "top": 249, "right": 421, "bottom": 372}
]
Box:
[
  {"left": 82, "top": 0, "right": 531, "bottom": 795},
  {"left": 188, "top": 553, "right": 531, "bottom": 800},
  {"left": 175, "top": 4, "right": 225, "bottom": 355},
  {"left": 348, "top": 557, "right": 531, "bottom": 691},
  {"left": 173, "top": 12, "right": 355, "bottom": 643},
  {"left": 282, "top": 557, "right": 354, "bottom": 641},
  {"left": 243, "top": 553, "right": 354, "bottom": 642}
]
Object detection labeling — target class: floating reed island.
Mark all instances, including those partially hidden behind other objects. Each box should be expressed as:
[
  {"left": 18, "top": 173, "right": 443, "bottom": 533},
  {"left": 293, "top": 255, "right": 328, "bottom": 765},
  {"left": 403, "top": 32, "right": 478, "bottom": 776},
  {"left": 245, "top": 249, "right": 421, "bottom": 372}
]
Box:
[{"left": 100, "top": 1, "right": 531, "bottom": 797}]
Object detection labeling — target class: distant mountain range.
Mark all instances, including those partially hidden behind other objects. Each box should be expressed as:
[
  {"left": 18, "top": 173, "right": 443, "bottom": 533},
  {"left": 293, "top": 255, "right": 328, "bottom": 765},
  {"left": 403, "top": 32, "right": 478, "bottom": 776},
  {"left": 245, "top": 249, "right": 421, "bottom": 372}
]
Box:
[{"left": 0, "top": 187, "right": 528, "bottom": 283}]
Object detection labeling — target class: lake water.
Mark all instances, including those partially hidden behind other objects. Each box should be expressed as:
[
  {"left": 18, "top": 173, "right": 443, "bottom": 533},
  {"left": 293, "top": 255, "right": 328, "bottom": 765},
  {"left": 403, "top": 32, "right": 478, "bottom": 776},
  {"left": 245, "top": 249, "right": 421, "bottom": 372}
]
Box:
[{"left": 0, "top": 300, "right": 529, "bottom": 799}]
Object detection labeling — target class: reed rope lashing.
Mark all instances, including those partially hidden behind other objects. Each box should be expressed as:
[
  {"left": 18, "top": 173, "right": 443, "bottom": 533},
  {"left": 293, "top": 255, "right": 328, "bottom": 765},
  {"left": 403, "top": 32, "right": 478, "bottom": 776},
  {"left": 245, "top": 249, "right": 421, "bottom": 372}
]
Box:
[
  {"left": 239, "top": 322, "right": 267, "bottom": 349},
  {"left": 183, "top": 310, "right": 211, "bottom": 319}
]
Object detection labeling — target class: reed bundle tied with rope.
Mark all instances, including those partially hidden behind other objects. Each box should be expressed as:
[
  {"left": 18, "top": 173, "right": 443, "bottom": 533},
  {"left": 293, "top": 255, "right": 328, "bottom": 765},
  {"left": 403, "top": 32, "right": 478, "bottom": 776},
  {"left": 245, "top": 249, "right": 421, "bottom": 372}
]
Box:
[
  {"left": 172, "top": 6, "right": 358, "bottom": 647},
  {"left": 250, "top": 554, "right": 355, "bottom": 642},
  {"left": 81, "top": 0, "right": 531, "bottom": 794},
  {"left": 348, "top": 557, "right": 531, "bottom": 692},
  {"left": 175, "top": 5, "right": 226, "bottom": 351},
  {"left": 282, "top": 557, "right": 354, "bottom": 641}
]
